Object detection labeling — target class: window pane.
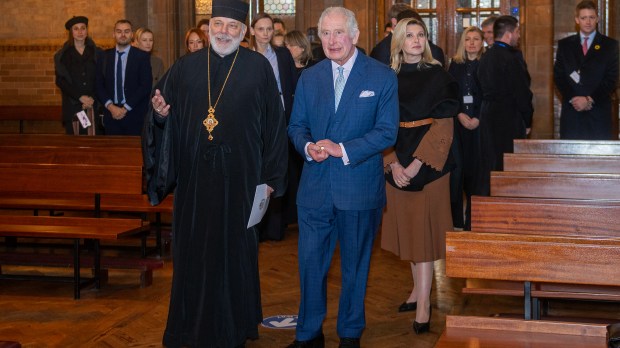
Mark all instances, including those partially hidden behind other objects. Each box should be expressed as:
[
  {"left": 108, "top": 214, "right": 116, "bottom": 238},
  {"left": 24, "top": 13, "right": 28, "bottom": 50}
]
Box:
[
  {"left": 458, "top": 0, "right": 477, "bottom": 7},
  {"left": 414, "top": 0, "right": 436, "bottom": 10},
  {"left": 418, "top": 13, "right": 438, "bottom": 44},
  {"left": 479, "top": 0, "right": 499, "bottom": 7},
  {"left": 264, "top": 0, "right": 295, "bottom": 15}
]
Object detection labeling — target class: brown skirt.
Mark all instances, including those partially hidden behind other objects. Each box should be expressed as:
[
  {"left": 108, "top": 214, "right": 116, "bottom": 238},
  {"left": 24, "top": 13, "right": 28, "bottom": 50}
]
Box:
[{"left": 381, "top": 174, "right": 452, "bottom": 263}]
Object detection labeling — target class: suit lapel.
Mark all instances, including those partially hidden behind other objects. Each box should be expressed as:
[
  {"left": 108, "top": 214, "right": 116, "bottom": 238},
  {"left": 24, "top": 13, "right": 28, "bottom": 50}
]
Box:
[
  {"left": 317, "top": 61, "right": 335, "bottom": 137},
  {"left": 569, "top": 35, "right": 585, "bottom": 65},
  {"left": 583, "top": 32, "right": 602, "bottom": 63}
]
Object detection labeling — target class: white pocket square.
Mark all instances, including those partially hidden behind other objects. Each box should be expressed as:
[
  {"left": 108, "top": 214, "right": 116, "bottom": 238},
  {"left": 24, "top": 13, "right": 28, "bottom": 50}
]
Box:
[{"left": 359, "top": 90, "right": 375, "bottom": 98}]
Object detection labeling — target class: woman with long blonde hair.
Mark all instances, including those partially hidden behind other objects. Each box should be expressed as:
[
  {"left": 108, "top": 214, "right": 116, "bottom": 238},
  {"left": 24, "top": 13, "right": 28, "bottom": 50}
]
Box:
[
  {"left": 381, "top": 18, "right": 459, "bottom": 334},
  {"left": 447, "top": 26, "right": 485, "bottom": 231}
]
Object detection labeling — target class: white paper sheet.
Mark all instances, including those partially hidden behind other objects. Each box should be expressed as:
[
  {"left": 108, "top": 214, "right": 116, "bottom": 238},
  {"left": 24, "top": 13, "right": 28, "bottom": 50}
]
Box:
[{"left": 247, "top": 184, "right": 270, "bottom": 229}]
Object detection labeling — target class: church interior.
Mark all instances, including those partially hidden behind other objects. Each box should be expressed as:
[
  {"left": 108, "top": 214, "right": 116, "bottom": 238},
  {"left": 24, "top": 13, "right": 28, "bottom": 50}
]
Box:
[{"left": 0, "top": 0, "right": 619, "bottom": 347}]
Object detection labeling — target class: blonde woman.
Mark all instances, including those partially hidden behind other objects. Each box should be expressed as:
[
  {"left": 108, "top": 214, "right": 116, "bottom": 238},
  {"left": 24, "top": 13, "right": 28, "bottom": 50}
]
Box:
[
  {"left": 133, "top": 27, "right": 165, "bottom": 87},
  {"left": 381, "top": 18, "right": 459, "bottom": 334},
  {"left": 448, "top": 26, "right": 485, "bottom": 231}
]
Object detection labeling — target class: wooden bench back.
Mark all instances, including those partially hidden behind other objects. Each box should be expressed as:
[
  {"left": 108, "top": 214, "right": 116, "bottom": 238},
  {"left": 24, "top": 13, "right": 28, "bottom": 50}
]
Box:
[
  {"left": 0, "top": 163, "right": 143, "bottom": 195},
  {"left": 0, "top": 147, "right": 142, "bottom": 167},
  {"left": 490, "top": 171, "right": 620, "bottom": 200},
  {"left": 471, "top": 196, "right": 620, "bottom": 238},
  {"left": 513, "top": 139, "right": 620, "bottom": 156},
  {"left": 446, "top": 231, "right": 620, "bottom": 286},
  {"left": 503, "top": 153, "right": 620, "bottom": 174},
  {"left": 0, "top": 134, "right": 144, "bottom": 195},
  {"left": 0, "top": 105, "right": 62, "bottom": 121}
]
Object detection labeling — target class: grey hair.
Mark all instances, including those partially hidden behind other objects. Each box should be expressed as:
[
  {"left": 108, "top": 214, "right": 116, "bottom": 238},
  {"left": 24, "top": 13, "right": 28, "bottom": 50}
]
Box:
[{"left": 317, "top": 7, "right": 359, "bottom": 39}]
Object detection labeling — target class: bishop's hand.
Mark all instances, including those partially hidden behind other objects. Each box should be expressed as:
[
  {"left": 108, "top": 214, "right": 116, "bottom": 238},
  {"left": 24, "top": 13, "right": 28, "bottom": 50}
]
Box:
[{"left": 152, "top": 89, "right": 171, "bottom": 117}]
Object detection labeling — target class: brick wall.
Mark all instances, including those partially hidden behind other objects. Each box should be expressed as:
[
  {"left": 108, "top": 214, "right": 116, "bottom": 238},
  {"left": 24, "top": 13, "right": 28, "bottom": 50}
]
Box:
[{"left": 0, "top": 0, "right": 128, "bottom": 108}]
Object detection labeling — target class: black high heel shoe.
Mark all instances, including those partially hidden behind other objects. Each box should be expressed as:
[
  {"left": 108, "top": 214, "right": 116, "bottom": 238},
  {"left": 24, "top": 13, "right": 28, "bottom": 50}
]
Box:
[{"left": 412, "top": 305, "right": 432, "bottom": 334}]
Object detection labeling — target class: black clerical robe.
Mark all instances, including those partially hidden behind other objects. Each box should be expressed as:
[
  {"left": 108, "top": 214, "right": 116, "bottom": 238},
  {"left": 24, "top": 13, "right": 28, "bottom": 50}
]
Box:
[
  {"left": 143, "top": 47, "right": 288, "bottom": 348},
  {"left": 477, "top": 42, "right": 533, "bottom": 196}
]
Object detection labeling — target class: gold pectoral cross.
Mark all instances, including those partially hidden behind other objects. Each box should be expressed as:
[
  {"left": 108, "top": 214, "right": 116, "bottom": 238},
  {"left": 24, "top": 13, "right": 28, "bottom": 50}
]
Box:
[{"left": 202, "top": 106, "right": 219, "bottom": 141}]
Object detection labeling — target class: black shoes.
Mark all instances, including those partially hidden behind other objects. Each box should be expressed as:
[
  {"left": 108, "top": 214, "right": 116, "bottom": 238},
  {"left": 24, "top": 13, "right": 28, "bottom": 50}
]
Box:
[
  {"left": 398, "top": 301, "right": 417, "bottom": 312},
  {"left": 412, "top": 306, "right": 432, "bottom": 334},
  {"left": 286, "top": 333, "right": 325, "bottom": 348},
  {"left": 339, "top": 337, "right": 360, "bottom": 348}
]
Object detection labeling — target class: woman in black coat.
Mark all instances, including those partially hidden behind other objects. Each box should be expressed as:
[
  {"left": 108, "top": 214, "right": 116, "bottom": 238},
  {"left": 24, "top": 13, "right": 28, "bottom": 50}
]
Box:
[
  {"left": 249, "top": 13, "right": 299, "bottom": 241},
  {"left": 54, "top": 16, "right": 102, "bottom": 135},
  {"left": 447, "top": 26, "right": 485, "bottom": 230}
]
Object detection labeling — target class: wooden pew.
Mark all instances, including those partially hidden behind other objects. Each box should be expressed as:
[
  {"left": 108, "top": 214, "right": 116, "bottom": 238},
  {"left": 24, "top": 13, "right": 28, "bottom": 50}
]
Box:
[
  {"left": 0, "top": 150, "right": 161, "bottom": 299},
  {"left": 504, "top": 153, "right": 620, "bottom": 174},
  {"left": 0, "top": 135, "right": 173, "bottom": 256},
  {"left": 461, "top": 196, "right": 620, "bottom": 304},
  {"left": 513, "top": 139, "right": 620, "bottom": 156},
  {"left": 446, "top": 230, "right": 620, "bottom": 319},
  {"left": 450, "top": 167, "right": 620, "bottom": 318},
  {"left": 444, "top": 140, "right": 620, "bottom": 340},
  {"left": 0, "top": 105, "right": 62, "bottom": 133},
  {"left": 436, "top": 315, "right": 609, "bottom": 348}
]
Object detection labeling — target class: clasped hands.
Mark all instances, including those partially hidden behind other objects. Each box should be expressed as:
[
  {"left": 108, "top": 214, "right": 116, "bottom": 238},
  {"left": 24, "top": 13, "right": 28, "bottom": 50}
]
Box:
[
  {"left": 457, "top": 113, "right": 479, "bottom": 130},
  {"left": 390, "top": 159, "right": 422, "bottom": 188},
  {"left": 571, "top": 96, "right": 593, "bottom": 112},
  {"left": 152, "top": 89, "right": 171, "bottom": 117},
  {"left": 107, "top": 104, "right": 127, "bottom": 120},
  {"left": 308, "top": 140, "right": 342, "bottom": 162}
]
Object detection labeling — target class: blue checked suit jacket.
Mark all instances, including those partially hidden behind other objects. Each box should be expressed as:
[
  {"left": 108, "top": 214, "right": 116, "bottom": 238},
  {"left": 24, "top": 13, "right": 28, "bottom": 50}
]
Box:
[{"left": 288, "top": 51, "right": 399, "bottom": 211}]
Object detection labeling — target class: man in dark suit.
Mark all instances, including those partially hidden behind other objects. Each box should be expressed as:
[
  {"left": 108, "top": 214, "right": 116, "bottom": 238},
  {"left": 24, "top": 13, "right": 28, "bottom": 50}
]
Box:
[
  {"left": 477, "top": 15, "right": 533, "bottom": 196},
  {"left": 287, "top": 7, "right": 399, "bottom": 348},
  {"left": 370, "top": 4, "right": 445, "bottom": 66},
  {"left": 554, "top": 0, "right": 619, "bottom": 140},
  {"left": 96, "top": 19, "right": 151, "bottom": 135}
]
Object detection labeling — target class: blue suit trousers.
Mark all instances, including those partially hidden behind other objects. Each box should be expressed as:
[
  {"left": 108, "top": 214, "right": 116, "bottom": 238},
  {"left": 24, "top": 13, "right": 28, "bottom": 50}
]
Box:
[{"left": 295, "top": 192, "right": 382, "bottom": 340}]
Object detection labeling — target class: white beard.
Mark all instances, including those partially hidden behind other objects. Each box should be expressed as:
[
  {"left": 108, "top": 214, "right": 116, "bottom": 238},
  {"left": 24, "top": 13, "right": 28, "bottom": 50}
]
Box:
[{"left": 209, "top": 32, "right": 243, "bottom": 56}]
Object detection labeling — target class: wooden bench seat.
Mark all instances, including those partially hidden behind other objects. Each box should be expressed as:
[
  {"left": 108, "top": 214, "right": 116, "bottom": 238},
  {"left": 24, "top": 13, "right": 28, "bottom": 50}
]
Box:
[
  {"left": 0, "top": 251, "right": 163, "bottom": 288},
  {"left": 436, "top": 315, "right": 609, "bottom": 348},
  {"left": 0, "top": 216, "right": 148, "bottom": 298},
  {"left": 463, "top": 279, "right": 620, "bottom": 302},
  {"left": 490, "top": 171, "right": 620, "bottom": 200},
  {"left": 513, "top": 139, "right": 620, "bottom": 156},
  {"left": 504, "top": 153, "right": 620, "bottom": 174}
]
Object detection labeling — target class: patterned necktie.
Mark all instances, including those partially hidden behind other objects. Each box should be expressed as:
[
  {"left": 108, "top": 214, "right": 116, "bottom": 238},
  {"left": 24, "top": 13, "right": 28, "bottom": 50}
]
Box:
[
  {"left": 582, "top": 36, "right": 588, "bottom": 56},
  {"left": 116, "top": 51, "right": 125, "bottom": 104},
  {"left": 334, "top": 66, "right": 345, "bottom": 111}
]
